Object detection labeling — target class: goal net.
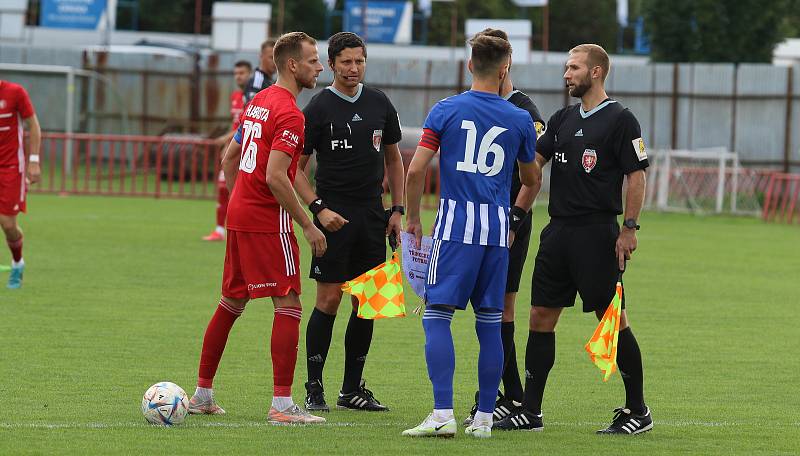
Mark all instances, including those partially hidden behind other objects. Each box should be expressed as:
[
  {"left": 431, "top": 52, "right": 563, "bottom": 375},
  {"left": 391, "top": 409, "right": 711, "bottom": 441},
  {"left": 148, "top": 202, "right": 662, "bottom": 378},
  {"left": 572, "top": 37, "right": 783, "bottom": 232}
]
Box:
[{"left": 645, "top": 149, "right": 771, "bottom": 216}]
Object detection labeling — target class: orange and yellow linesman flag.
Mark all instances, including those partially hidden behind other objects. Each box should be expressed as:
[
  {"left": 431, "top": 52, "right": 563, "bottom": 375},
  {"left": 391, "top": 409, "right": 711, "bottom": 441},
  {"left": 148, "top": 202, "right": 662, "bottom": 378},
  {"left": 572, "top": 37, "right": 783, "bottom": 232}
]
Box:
[
  {"left": 341, "top": 251, "right": 406, "bottom": 320},
  {"left": 585, "top": 280, "right": 623, "bottom": 381}
]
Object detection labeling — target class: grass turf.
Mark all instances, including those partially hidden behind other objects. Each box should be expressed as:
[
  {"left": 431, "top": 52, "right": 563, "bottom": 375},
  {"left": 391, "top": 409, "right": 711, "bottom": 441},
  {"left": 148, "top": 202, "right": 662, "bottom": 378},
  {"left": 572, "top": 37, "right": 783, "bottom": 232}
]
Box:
[{"left": 1, "top": 194, "right": 798, "bottom": 455}]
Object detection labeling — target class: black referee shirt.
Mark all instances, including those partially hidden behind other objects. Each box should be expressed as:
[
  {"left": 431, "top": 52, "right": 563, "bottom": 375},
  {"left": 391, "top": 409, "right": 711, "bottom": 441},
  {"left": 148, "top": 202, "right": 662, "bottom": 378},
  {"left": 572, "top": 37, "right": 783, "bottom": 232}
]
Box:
[
  {"left": 537, "top": 99, "right": 649, "bottom": 218},
  {"left": 244, "top": 68, "right": 274, "bottom": 103},
  {"left": 505, "top": 89, "right": 545, "bottom": 206},
  {"left": 303, "top": 83, "right": 402, "bottom": 203}
]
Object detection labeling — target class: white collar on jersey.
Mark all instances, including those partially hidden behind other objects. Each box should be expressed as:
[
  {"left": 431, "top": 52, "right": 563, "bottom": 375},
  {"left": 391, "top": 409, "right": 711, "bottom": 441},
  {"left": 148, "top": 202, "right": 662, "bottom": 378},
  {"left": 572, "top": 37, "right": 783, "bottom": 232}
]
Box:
[
  {"left": 327, "top": 83, "right": 364, "bottom": 103},
  {"left": 503, "top": 89, "right": 520, "bottom": 101},
  {"left": 579, "top": 99, "right": 616, "bottom": 118}
]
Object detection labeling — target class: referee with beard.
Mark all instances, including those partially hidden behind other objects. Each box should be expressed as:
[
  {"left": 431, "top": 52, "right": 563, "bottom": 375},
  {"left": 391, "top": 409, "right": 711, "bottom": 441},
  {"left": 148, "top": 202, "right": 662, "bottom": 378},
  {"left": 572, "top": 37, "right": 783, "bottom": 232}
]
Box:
[
  {"left": 294, "top": 32, "right": 405, "bottom": 413},
  {"left": 494, "top": 44, "right": 653, "bottom": 434}
]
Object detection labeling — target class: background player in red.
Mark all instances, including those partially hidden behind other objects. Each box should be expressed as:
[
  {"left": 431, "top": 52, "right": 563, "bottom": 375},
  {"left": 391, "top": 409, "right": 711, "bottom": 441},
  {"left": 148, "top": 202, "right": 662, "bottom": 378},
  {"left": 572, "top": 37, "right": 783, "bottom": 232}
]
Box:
[
  {"left": 188, "top": 32, "right": 327, "bottom": 425},
  {"left": 0, "top": 80, "right": 41, "bottom": 289},
  {"left": 203, "top": 60, "right": 252, "bottom": 242}
]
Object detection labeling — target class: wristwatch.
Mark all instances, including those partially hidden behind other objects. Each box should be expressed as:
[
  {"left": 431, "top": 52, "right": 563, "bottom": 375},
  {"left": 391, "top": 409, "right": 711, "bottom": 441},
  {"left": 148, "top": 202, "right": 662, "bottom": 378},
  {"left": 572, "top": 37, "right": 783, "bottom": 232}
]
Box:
[
  {"left": 623, "top": 218, "right": 640, "bottom": 230},
  {"left": 390, "top": 205, "right": 405, "bottom": 215}
]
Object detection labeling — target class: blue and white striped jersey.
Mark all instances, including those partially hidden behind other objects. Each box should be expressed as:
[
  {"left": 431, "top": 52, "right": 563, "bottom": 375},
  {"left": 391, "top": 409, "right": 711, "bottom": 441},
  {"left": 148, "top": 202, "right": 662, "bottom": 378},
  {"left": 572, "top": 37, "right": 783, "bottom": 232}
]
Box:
[{"left": 422, "top": 90, "right": 537, "bottom": 247}]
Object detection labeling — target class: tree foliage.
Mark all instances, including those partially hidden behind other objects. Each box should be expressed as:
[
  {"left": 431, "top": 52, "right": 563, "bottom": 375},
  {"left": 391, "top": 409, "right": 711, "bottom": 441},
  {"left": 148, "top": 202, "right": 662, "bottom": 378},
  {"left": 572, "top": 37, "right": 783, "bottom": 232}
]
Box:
[{"left": 644, "top": 0, "right": 792, "bottom": 63}]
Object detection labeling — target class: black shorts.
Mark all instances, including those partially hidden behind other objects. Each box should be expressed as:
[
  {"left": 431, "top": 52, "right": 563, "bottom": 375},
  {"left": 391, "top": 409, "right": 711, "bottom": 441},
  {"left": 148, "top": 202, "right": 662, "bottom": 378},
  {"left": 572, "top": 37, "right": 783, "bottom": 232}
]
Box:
[
  {"left": 506, "top": 212, "right": 532, "bottom": 293},
  {"left": 531, "top": 216, "right": 624, "bottom": 312},
  {"left": 310, "top": 198, "right": 387, "bottom": 283}
]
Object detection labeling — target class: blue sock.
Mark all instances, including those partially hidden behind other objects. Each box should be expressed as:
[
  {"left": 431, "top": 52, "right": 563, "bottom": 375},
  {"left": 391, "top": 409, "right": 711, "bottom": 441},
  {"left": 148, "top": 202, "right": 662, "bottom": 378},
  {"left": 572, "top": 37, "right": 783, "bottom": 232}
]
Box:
[
  {"left": 422, "top": 306, "right": 455, "bottom": 410},
  {"left": 475, "top": 309, "right": 503, "bottom": 414}
]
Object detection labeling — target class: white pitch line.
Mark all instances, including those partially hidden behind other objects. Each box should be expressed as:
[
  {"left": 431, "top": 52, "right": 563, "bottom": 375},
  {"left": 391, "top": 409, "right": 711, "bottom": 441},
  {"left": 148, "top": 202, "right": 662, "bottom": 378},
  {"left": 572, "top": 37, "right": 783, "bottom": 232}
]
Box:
[{"left": 1, "top": 421, "right": 797, "bottom": 430}]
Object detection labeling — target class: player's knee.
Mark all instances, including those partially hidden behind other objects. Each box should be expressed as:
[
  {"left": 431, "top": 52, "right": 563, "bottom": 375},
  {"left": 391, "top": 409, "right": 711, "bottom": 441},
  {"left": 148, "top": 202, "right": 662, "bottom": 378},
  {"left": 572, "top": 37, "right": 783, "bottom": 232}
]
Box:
[
  {"left": 0, "top": 216, "right": 17, "bottom": 234},
  {"left": 315, "top": 288, "right": 342, "bottom": 314},
  {"left": 529, "top": 306, "right": 559, "bottom": 332},
  {"left": 502, "top": 293, "right": 515, "bottom": 322},
  {"left": 222, "top": 296, "right": 248, "bottom": 311}
]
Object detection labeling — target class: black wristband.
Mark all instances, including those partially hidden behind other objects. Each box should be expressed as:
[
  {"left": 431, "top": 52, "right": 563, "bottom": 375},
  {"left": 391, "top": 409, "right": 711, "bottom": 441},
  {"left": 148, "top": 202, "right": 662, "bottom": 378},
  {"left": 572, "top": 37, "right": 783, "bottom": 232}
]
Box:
[
  {"left": 390, "top": 205, "right": 405, "bottom": 215},
  {"left": 309, "top": 198, "right": 328, "bottom": 216},
  {"left": 509, "top": 206, "right": 528, "bottom": 232}
]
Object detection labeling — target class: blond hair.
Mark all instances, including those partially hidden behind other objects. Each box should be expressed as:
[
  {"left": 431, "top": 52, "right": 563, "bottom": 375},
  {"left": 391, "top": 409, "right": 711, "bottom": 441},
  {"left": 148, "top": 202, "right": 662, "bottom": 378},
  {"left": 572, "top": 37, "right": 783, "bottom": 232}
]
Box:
[{"left": 569, "top": 44, "right": 610, "bottom": 82}]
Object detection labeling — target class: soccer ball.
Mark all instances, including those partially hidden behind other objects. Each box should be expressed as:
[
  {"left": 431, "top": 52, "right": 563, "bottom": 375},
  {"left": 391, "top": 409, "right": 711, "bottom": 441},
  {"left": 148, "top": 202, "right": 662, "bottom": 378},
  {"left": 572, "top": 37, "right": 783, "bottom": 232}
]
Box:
[{"left": 141, "top": 382, "right": 190, "bottom": 426}]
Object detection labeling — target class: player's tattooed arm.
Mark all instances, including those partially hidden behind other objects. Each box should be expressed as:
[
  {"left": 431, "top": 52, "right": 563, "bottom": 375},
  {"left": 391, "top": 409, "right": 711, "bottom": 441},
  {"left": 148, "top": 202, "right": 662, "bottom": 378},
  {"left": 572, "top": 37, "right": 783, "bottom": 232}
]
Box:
[
  {"left": 221, "top": 140, "right": 242, "bottom": 194},
  {"left": 616, "top": 169, "right": 646, "bottom": 270},
  {"left": 405, "top": 145, "right": 436, "bottom": 249}
]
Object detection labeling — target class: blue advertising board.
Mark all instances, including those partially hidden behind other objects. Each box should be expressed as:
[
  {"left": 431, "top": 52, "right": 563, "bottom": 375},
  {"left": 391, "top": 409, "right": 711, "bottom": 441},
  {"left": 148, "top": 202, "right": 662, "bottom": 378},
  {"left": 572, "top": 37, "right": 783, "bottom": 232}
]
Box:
[
  {"left": 40, "top": 0, "right": 108, "bottom": 30},
  {"left": 343, "top": 1, "right": 412, "bottom": 44}
]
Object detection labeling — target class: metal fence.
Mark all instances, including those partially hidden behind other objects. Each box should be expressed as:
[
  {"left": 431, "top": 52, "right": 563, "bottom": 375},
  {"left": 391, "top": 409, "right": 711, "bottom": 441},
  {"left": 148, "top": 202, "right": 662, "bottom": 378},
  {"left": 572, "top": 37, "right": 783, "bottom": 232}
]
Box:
[{"left": 2, "top": 44, "right": 800, "bottom": 171}]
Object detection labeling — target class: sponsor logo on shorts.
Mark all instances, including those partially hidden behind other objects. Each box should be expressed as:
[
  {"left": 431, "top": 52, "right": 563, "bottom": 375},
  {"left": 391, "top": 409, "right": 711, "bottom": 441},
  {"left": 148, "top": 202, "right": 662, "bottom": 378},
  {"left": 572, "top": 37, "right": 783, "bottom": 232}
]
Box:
[
  {"left": 0, "top": 100, "right": 5, "bottom": 109},
  {"left": 248, "top": 282, "right": 277, "bottom": 291},
  {"left": 582, "top": 148, "right": 597, "bottom": 173}
]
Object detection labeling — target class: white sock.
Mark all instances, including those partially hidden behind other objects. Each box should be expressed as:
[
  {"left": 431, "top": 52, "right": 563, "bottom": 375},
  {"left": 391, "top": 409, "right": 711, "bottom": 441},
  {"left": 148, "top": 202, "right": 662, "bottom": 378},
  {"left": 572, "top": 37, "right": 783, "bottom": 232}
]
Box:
[
  {"left": 215, "top": 226, "right": 225, "bottom": 235},
  {"left": 12, "top": 258, "right": 24, "bottom": 268},
  {"left": 474, "top": 411, "right": 493, "bottom": 426},
  {"left": 433, "top": 409, "right": 454, "bottom": 421},
  {"left": 194, "top": 386, "right": 213, "bottom": 400},
  {"left": 272, "top": 396, "right": 294, "bottom": 411}
]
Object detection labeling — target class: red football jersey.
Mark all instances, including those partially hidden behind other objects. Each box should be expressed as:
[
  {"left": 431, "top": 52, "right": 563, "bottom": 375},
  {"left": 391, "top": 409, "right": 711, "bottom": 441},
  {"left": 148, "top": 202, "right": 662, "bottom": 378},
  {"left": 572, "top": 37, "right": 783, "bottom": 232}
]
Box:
[
  {"left": 226, "top": 85, "right": 304, "bottom": 234},
  {"left": 230, "top": 89, "right": 244, "bottom": 132},
  {"left": 0, "top": 81, "right": 35, "bottom": 169}
]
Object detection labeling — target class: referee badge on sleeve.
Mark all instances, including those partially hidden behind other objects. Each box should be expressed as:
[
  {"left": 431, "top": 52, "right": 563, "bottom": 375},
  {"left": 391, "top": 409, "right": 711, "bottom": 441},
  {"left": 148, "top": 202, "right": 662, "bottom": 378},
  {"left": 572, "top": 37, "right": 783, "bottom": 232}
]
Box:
[
  {"left": 582, "top": 148, "right": 597, "bottom": 173},
  {"left": 372, "top": 130, "right": 383, "bottom": 151},
  {"left": 632, "top": 137, "right": 647, "bottom": 161},
  {"left": 534, "top": 121, "right": 546, "bottom": 138}
]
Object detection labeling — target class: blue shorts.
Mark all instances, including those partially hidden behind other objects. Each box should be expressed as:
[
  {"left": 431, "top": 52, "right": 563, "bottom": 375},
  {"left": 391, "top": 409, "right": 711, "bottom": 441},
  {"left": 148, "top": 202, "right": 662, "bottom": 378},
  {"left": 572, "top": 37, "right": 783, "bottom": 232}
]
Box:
[{"left": 425, "top": 240, "right": 509, "bottom": 311}]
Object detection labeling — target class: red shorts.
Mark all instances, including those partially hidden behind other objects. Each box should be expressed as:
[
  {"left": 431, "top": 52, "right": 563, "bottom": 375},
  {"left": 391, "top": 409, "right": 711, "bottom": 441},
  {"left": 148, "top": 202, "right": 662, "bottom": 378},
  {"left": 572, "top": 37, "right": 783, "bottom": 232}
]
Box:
[
  {"left": 222, "top": 230, "right": 301, "bottom": 299},
  {"left": 0, "top": 167, "right": 26, "bottom": 216}
]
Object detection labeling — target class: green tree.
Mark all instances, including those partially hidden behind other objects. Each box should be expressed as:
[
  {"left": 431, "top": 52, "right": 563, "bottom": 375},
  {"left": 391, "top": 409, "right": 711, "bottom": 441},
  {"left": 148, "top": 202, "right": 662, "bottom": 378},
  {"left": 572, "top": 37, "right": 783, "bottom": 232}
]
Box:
[
  {"left": 546, "top": 0, "right": 618, "bottom": 52},
  {"left": 644, "top": 0, "right": 791, "bottom": 62}
]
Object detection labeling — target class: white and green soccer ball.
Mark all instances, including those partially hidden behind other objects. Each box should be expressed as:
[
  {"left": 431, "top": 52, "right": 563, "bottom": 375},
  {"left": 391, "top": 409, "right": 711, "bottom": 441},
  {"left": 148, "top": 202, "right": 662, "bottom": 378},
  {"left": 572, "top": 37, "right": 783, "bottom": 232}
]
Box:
[{"left": 141, "top": 382, "right": 189, "bottom": 426}]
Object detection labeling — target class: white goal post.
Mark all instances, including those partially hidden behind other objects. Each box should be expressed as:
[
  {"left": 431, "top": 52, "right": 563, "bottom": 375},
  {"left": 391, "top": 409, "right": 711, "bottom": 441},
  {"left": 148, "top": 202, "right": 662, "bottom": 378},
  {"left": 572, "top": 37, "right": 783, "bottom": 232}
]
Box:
[{"left": 645, "top": 148, "right": 764, "bottom": 216}]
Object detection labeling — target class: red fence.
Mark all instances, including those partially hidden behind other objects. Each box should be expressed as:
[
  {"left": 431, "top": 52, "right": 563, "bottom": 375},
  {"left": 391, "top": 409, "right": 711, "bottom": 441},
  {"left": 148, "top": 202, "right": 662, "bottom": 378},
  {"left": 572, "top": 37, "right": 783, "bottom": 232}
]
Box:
[
  {"left": 30, "top": 132, "right": 443, "bottom": 205},
  {"left": 31, "top": 132, "right": 222, "bottom": 199},
  {"left": 763, "top": 173, "right": 800, "bottom": 224}
]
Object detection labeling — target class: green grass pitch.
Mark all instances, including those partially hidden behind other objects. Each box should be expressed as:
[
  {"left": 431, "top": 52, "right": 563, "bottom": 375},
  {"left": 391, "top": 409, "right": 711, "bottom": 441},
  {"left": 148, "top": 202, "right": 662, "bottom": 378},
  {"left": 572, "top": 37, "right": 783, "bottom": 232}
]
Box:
[{"left": 1, "top": 194, "right": 798, "bottom": 455}]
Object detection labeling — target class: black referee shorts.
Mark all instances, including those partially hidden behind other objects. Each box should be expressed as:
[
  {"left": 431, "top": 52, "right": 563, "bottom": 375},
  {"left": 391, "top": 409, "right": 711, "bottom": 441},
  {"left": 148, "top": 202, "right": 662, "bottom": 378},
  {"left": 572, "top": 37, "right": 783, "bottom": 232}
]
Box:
[
  {"left": 310, "top": 198, "right": 387, "bottom": 284},
  {"left": 506, "top": 212, "right": 532, "bottom": 294},
  {"left": 531, "top": 215, "right": 624, "bottom": 312}
]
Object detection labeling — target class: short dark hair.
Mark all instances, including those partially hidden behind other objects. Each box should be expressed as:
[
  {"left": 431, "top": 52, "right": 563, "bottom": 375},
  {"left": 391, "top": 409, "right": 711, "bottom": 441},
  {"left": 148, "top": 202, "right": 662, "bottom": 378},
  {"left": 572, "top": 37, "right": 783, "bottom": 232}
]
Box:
[
  {"left": 327, "top": 32, "right": 367, "bottom": 62},
  {"left": 468, "top": 34, "right": 512, "bottom": 77},
  {"left": 274, "top": 32, "right": 317, "bottom": 69},
  {"left": 234, "top": 60, "right": 252, "bottom": 71},
  {"left": 261, "top": 39, "right": 276, "bottom": 52},
  {"left": 478, "top": 28, "right": 508, "bottom": 41}
]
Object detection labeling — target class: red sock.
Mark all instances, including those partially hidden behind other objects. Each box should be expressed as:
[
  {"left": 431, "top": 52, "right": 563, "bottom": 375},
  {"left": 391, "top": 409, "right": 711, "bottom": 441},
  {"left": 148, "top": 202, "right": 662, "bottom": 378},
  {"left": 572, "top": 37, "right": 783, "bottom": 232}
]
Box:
[
  {"left": 7, "top": 235, "right": 22, "bottom": 262},
  {"left": 216, "top": 186, "right": 229, "bottom": 227},
  {"left": 197, "top": 299, "right": 243, "bottom": 388},
  {"left": 271, "top": 307, "right": 302, "bottom": 397}
]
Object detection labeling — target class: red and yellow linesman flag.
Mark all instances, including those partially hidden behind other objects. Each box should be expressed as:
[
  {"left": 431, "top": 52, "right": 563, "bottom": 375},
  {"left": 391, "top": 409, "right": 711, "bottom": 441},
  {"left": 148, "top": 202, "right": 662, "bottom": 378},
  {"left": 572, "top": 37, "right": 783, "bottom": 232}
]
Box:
[
  {"left": 585, "top": 280, "right": 623, "bottom": 381},
  {"left": 341, "top": 252, "right": 406, "bottom": 320}
]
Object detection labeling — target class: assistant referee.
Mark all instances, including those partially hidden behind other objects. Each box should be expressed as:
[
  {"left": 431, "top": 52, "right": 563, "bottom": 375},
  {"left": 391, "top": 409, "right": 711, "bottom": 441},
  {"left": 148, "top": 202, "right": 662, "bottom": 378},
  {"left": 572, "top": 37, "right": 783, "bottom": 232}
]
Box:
[
  {"left": 495, "top": 44, "right": 653, "bottom": 434},
  {"left": 293, "top": 32, "right": 404, "bottom": 412}
]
